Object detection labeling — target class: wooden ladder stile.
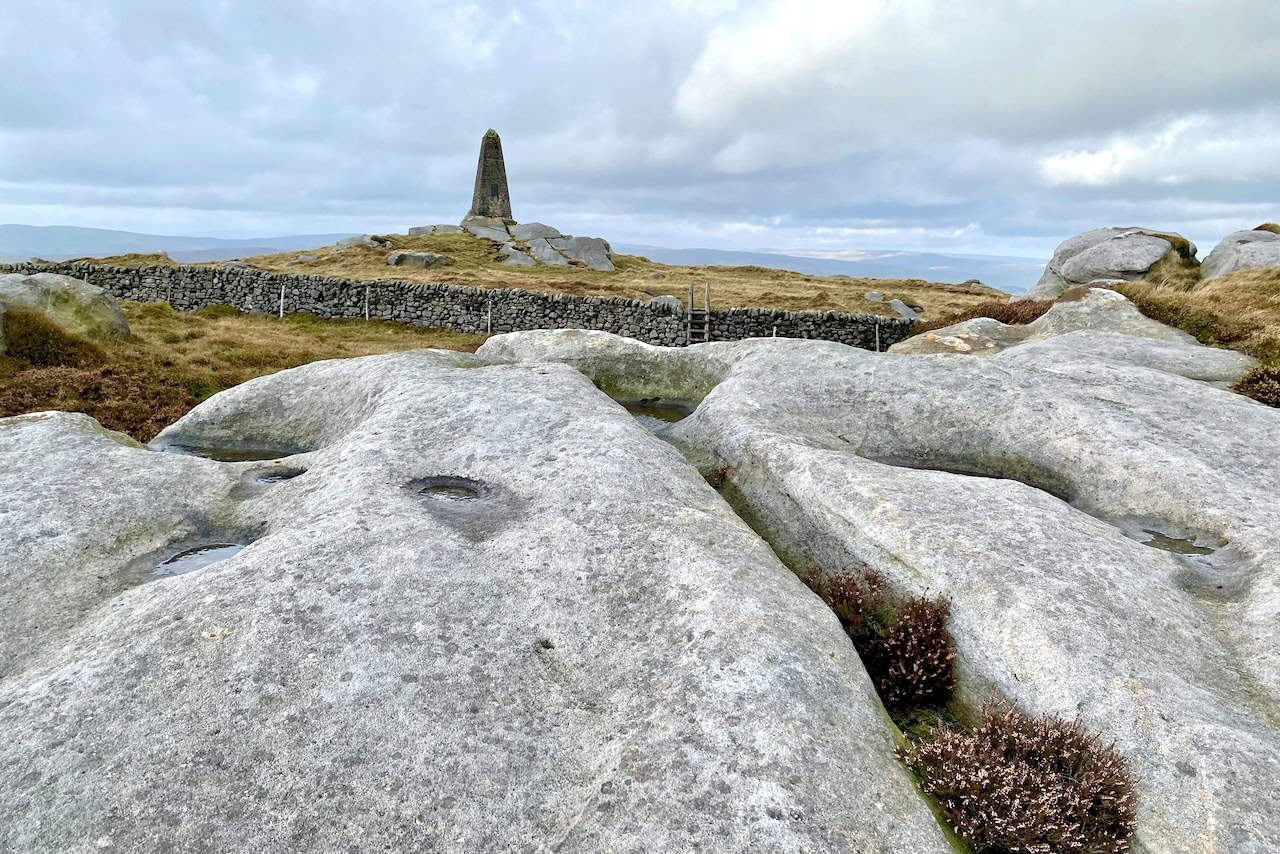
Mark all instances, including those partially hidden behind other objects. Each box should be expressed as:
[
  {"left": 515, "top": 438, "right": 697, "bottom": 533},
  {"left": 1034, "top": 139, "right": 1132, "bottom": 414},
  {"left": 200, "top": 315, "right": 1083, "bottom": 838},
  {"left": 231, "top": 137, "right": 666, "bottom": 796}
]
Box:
[{"left": 686, "top": 282, "right": 710, "bottom": 345}]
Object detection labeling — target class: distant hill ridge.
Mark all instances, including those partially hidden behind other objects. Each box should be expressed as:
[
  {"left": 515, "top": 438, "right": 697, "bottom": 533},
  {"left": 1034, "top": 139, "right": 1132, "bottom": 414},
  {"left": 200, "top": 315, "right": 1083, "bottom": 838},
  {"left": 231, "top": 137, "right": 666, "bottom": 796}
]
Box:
[
  {"left": 1, "top": 224, "right": 1043, "bottom": 292},
  {"left": 0, "top": 224, "right": 356, "bottom": 264}
]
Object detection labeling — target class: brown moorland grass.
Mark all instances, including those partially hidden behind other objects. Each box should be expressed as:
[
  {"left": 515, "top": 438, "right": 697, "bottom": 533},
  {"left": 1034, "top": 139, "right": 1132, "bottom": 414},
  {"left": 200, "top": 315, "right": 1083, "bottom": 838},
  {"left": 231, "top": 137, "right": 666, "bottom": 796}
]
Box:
[
  {"left": 1117, "top": 265, "right": 1280, "bottom": 408},
  {"left": 68, "top": 232, "right": 1008, "bottom": 321},
  {"left": 912, "top": 297, "right": 1055, "bottom": 334},
  {"left": 1116, "top": 267, "right": 1280, "bottom": 363},
  {"left": 0, "top": 302, "right": 486, "bottom": 441}
]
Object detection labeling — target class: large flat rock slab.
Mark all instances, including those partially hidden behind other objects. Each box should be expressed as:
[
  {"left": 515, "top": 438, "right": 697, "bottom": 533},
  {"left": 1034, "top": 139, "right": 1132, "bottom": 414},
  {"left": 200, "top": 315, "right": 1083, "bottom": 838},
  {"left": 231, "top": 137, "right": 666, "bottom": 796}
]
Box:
[
  {"left": 483, "top": 329, "right": 1280, "bottom": 853},
  {"left": 0, "top": 351, "right": 949, "bottom": 852},
  {"left": 890, "top": 288, "right": 1202, "bottom": 357}
]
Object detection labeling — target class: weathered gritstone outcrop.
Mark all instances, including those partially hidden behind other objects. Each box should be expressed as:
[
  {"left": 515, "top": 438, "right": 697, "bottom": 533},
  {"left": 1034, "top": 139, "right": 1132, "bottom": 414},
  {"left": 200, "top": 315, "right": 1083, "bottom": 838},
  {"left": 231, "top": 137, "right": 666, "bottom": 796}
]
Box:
[
  {"left": 0, "top": 352, "right": 951, "bottom": 852},
  {"left": 890, "top": 287, "right": 1215, "bottom": 357},
  {"left": 1022, "top": 227, "right": 1198, "bottom": 300},
  {"left": 482, "top": 325, "right": 1280, "bottom": 853},
  {"left": 1200, "top": 227, "right": 1280, "bottom": 280}
]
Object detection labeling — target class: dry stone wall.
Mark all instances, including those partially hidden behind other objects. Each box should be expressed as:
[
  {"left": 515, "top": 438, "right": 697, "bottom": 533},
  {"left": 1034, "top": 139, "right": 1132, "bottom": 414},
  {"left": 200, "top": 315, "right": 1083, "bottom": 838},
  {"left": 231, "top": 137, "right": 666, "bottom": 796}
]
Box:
[{"left": 0, "top": 262, "right": 913, "bottom": 350}]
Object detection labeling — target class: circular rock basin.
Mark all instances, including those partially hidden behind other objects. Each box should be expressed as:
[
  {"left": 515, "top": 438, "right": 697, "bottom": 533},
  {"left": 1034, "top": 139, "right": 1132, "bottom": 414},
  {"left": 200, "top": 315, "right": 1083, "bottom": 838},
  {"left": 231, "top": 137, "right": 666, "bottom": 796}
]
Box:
[
  {"left": 409, "top": 475, "right": 487, "bottom": 501},
  {"left": 155, "top": 543, "right": 245, "bottom": 577},
  {"left": 163, "top": 444, "right": 303, "bottom": 463},
  {"left": 258, "top": 467, "right": 307, "bottom": 484},
  {"left": 619, "top": 399, "right": 695, "bottom": 433}
]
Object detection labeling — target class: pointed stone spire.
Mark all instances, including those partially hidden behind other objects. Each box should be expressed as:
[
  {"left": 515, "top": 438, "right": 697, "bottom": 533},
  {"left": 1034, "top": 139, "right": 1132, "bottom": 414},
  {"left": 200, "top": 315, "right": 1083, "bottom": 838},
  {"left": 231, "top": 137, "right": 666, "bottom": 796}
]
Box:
[{"left": 467, "top": 129, "right": 513, "bottom": 222}]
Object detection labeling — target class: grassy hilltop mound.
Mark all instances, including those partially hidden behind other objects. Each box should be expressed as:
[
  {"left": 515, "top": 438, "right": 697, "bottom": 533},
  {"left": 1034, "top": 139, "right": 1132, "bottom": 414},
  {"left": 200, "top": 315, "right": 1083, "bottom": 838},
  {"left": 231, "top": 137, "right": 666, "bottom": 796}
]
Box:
[{"left": 80, "top": 231, "right": 1007, "bottom": 322}]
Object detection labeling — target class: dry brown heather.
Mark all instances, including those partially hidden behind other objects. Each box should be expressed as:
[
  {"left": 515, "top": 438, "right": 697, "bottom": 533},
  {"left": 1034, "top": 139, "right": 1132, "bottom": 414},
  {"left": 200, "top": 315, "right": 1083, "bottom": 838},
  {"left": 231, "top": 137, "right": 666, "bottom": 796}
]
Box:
[
  {"left": 79, "top": 233, "right": 1007, "bottom": 321},
  {"left": 1117, "top": 264, "right": 1280, "bottom": 407},
  {"left": 0, "top": 302, "right": 485, "bottom": 442},
  {"left": 1117, "top": 266, "right": 1280, "bottom": 363}
]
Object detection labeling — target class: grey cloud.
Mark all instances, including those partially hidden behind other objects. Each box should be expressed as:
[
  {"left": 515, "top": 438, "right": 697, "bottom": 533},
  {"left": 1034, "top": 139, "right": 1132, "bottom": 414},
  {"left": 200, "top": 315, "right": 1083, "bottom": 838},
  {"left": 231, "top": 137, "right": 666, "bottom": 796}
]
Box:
[{"left": 0, "top": 0, "right": 1276, "bottom": 263}]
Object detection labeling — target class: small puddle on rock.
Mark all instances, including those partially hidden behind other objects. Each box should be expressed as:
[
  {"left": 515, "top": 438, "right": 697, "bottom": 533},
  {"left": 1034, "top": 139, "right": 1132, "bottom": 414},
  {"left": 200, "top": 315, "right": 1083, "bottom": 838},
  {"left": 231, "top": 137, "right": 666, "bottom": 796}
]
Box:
[
  {"left": 619, "top": 399, "right": 694, "bottom": 433},
  {"left": 163, "top": 444, "right": 302, "bottom": 462},
  {"left": 1142, "top": 529, "right": 1216, "bottom": 555},
  {"left": 411, "top": 476, "right": 486, "bottom": 501},
  {"left": 154, "top": 543, "right": 245, "bottom": 577}
]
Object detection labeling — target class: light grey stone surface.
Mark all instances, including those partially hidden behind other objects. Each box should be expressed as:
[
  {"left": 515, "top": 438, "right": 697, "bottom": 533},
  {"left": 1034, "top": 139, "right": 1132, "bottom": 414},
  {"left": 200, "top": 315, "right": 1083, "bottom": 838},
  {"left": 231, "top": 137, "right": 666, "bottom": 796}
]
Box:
[
  {"left": 287, "top": 254, "right": 317, "bottom": 265},
  {"left": 409, "top": 225, "right": 464, "bottom": 236},
  {"left": 1023, "top": 227, "right": 1194, "bottom": 300},
  {"left": 335, "top": 234, "right": 390, "bottom": 249},
  {"left": 386, "top": 250, "right": 450, "bottom": 269},
  {"left": 497, "top": 241, "right": 536, "bottom": 267},
  {"left": 526, "top": 237, "right": 571, "bottom": 266},
  {"left": 864, "top": 291, "right": 884, "bottom": 302},
  {"left": 1200, "top": 228, "right": 1280, "bottom": 280},
  {"left": 483, "top": 328, "right": 1280, "bottom": 853},
  {"left": 0, "top": 352, "right": 951, "bottom": 853},
  {"left": 997, "top": 330, "right": 1257, "bottom": 386},
  {"left": 649, "top": 295, "right": 683, "bottom": 311},
  {"left": 890, "top": 288, "right": 1194, "bottom": 356},
  {"left": 461, "top": 216, "right": 512, "bottom": 243},
  {"left": 509, "top": 222, "right": 563, "bottom": 241},
  {"left": 550, "top": 236, "right": 615, "bottom": 272},
  {"left": 888, "top": 298, "right": 918, "bottom": 320},
  {"left": 0, "top": 271, "right": 129, "bottom": 342}
]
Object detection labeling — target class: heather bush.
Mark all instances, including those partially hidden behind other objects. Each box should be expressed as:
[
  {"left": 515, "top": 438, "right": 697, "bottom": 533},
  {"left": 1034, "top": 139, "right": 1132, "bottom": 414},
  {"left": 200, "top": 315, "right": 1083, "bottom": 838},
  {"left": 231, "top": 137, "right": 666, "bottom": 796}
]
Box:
[
  {"left": 899, "top": 700, "right": 1138, "bottom": 854},
  {"left": 804, "top": 568, "right": 955, "bottom": 713},
  {"left": 863, "top": 596, "right": 955, "bottom": 710},
  {"left": 1233, "top": 365, "right": 1280, "bottom": 408},
  {"left": 913, "top": 298, "right": 1054, "bottom": 334}
]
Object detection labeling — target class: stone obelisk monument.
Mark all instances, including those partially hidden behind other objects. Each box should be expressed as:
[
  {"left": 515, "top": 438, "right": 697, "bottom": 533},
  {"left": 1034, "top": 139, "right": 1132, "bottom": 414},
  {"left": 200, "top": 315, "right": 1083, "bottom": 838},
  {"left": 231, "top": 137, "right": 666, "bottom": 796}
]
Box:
[{"left": 466, "top": 129, "right": 514, "bottom": 222}]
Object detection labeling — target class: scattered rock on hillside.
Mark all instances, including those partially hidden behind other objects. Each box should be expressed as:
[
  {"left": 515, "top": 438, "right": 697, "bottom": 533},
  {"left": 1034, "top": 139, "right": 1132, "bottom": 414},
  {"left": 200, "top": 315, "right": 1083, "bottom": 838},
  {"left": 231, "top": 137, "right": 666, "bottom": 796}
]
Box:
[
  {"left": 1200, "top": 228, "right": 1280, "bottom": 280},
  {"left": 408, "top": 224, "right": 464, "bottom": 236},
  {"left": 0, "top": 272, "right": 129, "bottom": 344},
  {"left": 0, "top": 352, "right": 952, "bottom": 853},
  {"left": 890, "top": 288, "right": 1196, "bottom": 356},
  {"left": 550, "top": 236, "right": 615, "bottom": 272},
  {"left": 222, "top": 260, "right": 250, "bottom": 270},
  {"left": 287, "top": 254, "right": 317, "bottom": 265},
  {"left": 497, "top": 241, "right": 535, "bottom": 267},
  {"left": 509, "top": 222, "right": 563, "bottom": 241},
  {"left": 461, "top": 216, "right": 512, "bottom": 243},
  {"left": 649, "top": 295, "right": 683, "bottom": 311},
  {"left": 1022, "top": 227, "right": 1197, "bottom": 300},
  {"left": 481, "top": 327, "right": 1280, "bottom": 853},
  {"left": 386, "top": 250, "right": 451, "bottom": 270},
  {"left": 335, "top": 234, "right": 392, "bottom": 249},
  {"left": 864, "top": 291, "right": 885, "bottom": 302},
  {"left": 888, "top": 298, "right": 918, "bottom": 320}
]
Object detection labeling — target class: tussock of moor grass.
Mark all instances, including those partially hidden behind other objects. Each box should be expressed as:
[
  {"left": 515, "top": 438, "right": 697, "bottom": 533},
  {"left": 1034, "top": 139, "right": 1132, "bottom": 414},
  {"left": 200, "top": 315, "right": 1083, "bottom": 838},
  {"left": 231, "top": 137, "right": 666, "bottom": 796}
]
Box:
[{"left": 0, "top": 302, "right": 486, "bottom": 441}]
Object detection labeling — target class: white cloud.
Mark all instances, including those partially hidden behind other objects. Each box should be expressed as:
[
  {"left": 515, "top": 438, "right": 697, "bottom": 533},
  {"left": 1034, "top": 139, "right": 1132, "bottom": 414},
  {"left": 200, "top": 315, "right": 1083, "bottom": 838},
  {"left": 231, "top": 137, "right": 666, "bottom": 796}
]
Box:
[{"left": 1040, "top": 113, "right": 1280, "bottom": 187}]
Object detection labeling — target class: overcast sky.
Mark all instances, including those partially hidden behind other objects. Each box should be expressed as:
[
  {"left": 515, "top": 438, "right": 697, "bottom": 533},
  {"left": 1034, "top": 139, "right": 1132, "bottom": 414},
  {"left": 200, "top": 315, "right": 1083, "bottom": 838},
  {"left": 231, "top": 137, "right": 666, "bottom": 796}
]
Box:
[{"left": 2, "top": 0, "right": 1278, "bottom": 259}]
